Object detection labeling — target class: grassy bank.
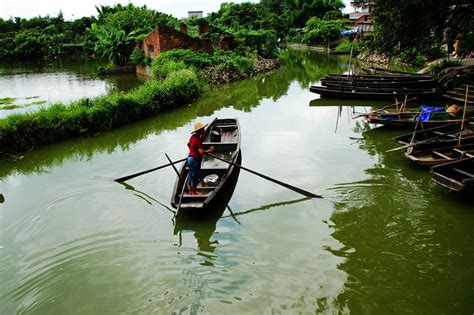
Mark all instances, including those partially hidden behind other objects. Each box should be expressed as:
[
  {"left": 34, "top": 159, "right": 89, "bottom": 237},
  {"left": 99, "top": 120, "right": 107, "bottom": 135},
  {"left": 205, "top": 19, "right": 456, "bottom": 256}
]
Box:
[{"left": 0, "top": 69, "right": 204, "bottom": 153}]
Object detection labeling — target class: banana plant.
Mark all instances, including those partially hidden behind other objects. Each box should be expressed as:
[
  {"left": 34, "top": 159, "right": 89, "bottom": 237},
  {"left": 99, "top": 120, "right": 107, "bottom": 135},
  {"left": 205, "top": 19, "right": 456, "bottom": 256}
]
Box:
[{"left": 90, "top": 23, "right": 139, "bottom": 65}]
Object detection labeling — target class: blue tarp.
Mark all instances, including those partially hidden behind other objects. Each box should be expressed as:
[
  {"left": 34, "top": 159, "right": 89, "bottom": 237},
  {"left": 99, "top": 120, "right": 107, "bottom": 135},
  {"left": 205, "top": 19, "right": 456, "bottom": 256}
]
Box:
[
  {"left": 417, "top": 105, "right": 444, "bottom": 121},
  {"left": 340, "top": 29, "right": 358, "bottom": 36}
]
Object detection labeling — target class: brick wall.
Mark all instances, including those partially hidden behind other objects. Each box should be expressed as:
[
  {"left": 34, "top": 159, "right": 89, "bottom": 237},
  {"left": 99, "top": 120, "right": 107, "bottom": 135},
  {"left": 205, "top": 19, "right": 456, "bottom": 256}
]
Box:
[
  {"left": 142, "top": 25, "right": 213, "bottom": 60},
  {"left": 198, "top": 24, "right": 210, "bottom": 35},
  {"left": 142, "top": 29, "right": 161, "bottom": 59}
]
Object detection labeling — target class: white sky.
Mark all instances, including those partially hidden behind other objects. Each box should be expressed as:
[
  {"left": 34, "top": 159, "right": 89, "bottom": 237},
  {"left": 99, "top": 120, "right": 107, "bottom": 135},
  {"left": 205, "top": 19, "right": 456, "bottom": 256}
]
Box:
[{"left": 0, "top": 0, "right": 352, "bottom": 20}]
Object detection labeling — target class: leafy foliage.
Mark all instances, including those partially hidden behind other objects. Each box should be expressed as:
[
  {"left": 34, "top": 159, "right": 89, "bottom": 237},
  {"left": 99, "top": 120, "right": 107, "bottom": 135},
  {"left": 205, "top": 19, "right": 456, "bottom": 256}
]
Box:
[
  {"left": 335, "top": 38, "right": 359, "bottom": 52},
  {"left": 130, "top": 46, "right": 150, "bottom": 66},
  {"left": 369, "top": 0, "right": 474, "bottom": 59},
  {"left": 429, "top": 59, "right": 462, "bottom": 76},
  {"left": 303, "top": 18, "right": 347, "bottom": 46},
  {"left": 89, "top": 4, "right": 179, "bottom": 65},
  {"left": 90, "top": 23, "right": 139, "bottom": 66},
  {"left": 0, "top": 13, "right": 95, "bottom": 58},
  {"left": 150, "top": 49, "right": 257, "bottom": 79}
]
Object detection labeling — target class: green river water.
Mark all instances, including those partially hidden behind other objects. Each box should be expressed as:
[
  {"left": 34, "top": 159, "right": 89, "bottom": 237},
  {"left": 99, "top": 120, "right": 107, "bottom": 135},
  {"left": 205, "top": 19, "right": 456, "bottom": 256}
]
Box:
[{"left": 0, "top": 50, "right": 473, "bottom": 314}]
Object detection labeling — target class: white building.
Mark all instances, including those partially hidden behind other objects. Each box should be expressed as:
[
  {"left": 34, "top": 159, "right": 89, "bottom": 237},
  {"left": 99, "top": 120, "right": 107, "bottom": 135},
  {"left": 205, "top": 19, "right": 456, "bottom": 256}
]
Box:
[
  {"left": 349, "top": 0, "right": 373, "bottom": 20},
  {"left": 188, "top": 11, "right": 203, "bottom": 19}
]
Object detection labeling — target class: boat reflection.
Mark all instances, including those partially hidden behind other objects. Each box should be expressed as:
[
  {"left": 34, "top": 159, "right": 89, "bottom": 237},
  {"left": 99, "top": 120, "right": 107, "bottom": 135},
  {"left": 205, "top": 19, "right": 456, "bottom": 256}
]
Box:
[{"left": 173, "top": 160, "right": 241, "bottom": 253}]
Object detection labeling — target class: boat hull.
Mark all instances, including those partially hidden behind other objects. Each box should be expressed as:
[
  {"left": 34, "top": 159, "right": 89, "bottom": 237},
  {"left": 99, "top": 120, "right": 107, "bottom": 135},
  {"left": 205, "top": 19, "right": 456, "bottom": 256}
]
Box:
[
  {"left": 171, "top": 118, "right": 241, "bottom": 210},
  {"left": 431, "top": 157, "right": 474, "bottom": 192},
  {"left": 310, "top": 86, "right": 439, "bottom": 100}
]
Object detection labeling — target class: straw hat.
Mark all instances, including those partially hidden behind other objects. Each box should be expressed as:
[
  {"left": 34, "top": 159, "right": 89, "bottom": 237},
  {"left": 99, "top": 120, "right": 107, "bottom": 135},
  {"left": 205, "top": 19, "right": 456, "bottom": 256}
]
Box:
[{"left": 192, "top": 122, "right": 207, "bottom": 133}]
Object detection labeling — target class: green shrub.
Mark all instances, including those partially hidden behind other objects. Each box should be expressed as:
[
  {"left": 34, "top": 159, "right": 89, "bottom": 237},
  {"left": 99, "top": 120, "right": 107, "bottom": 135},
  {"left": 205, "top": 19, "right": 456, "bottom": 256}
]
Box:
[
  {"left": 397, "top": 48, "right": 425, "bottom": 66},
  {"left": 429, "top": 59, "right": 462, "bottom": 76},
  {"left": 154, "top": 49, "right": 215, "bottom": 68},
  {"left": 151, "top": 59, "right": 189, "bottom": 79},
  {"left": 229, "top": 55, "right": 255, "bottom": 73},
  {"left": 303, "top": 18, "right": 346, "bottom": 46},
  {"left": 334, "top": 38, "right": 359, "bottom": 52},
  {"left": 130, "top": 46, "right": 150, "bottom": 66}
]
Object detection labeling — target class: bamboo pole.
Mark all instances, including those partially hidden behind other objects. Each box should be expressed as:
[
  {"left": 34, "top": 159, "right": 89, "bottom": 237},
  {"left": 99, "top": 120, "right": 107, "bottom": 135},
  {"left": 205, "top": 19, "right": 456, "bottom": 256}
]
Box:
[{"left": 458, "top": 86, "right": 469, "bottom": 146}]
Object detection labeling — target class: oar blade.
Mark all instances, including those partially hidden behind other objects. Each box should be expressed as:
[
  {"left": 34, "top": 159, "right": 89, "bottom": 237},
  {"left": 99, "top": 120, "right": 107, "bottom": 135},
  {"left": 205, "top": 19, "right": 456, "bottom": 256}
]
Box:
[{"left": 208, "top": 153, "right": 322, "bottom": 199}]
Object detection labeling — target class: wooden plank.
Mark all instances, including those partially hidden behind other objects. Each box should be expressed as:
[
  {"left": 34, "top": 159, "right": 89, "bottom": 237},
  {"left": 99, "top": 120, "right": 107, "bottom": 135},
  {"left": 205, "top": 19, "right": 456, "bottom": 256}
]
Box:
[
  {"left": 182, "top": 193, "right": 211, "bottom": 198},
  {"left": 180, "top": 202, "right": 205, "bottom": 209},
  {"left": 432, "top": 151, "right": 453, "bottom": 160},
  {"left": 433, "top": 131, "right": 457, "bottom": 138}
]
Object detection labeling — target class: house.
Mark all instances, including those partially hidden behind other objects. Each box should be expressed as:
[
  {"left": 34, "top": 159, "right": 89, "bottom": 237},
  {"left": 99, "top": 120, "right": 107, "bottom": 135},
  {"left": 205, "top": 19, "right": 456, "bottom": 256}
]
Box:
[
  {"left": 188, "top": 11, "right": 203, "bottom": 19},
  {"left": 141, "top": 24, "right": 213, "bottom": 60},
  {"left": 349, "top": 0, "right": 374, "bottom": 33}
]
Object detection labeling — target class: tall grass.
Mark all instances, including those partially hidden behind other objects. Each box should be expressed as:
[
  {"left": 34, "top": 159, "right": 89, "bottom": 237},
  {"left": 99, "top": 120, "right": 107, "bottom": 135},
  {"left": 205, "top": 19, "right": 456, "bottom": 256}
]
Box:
[{"left": 0, "top": 69, "right": 204, "bottom": 153}]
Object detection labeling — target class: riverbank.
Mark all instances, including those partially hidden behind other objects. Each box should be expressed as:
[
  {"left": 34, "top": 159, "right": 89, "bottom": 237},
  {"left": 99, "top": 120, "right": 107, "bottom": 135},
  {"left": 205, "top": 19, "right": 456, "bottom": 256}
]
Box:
[{"left": 0, "top": 56, "right": 279, "bottom": 154}]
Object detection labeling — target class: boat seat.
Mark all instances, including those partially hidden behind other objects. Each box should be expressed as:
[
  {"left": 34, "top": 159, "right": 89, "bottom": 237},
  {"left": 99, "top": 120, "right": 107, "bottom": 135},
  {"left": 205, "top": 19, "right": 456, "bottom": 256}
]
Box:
[
  {"left": 180, "top": 202, "right": 204, "bottom": 209},
  {"left": 196, "top": 184, "right": 215, "bottom": 190},
  {"left": 432, "top": 151, "right": 453, "bottom": 160},
  {"left": 182, "top": 192, "right": 211, "bottom": 198},
  {"left": 452, "top": 168, "right": 474, "bottom": 178},
  {"left": 202, "top": 142, "right": 238, "bottom": 151},
  {"left": 217, "top": 124, "right": 238, "bottom": 130},
  {"left": 200, "top": 166, "right": 229, "bottom": 171}
]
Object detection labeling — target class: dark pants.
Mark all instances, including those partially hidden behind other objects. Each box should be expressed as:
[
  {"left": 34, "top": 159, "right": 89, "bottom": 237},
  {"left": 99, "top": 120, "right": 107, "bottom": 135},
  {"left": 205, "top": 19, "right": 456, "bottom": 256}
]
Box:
[{"left": 187, "top": 156, "right": 201, "bottom": 188}]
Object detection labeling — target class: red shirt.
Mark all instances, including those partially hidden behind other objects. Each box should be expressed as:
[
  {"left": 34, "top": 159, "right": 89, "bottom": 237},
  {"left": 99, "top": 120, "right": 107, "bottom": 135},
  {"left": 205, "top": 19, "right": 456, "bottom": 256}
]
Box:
[{"left": 188, "top": 134, "right": 203, "bottom": 160}]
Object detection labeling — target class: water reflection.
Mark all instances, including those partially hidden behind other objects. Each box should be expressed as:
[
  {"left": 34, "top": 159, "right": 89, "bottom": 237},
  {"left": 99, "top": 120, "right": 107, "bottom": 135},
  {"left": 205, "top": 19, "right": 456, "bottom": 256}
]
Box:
[
  {"left": 0, "top": 57, "right": 142, "bottom": 118},
  {"left": 328, "top": 120, "right": 474, "bottom": 314}
]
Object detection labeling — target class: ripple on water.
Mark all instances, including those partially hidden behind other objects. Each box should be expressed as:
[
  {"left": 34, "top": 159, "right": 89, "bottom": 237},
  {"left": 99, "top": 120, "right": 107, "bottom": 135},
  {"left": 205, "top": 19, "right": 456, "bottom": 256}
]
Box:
[{"left": 0, "top": 185, "right": 179, "bottom": 314}]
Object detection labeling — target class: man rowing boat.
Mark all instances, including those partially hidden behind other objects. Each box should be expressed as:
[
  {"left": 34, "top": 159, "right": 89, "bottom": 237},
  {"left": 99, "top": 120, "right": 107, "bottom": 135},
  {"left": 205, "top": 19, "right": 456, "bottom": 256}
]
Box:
[{"left": 187, "top": 122, "right": 214, "bottom": 195}]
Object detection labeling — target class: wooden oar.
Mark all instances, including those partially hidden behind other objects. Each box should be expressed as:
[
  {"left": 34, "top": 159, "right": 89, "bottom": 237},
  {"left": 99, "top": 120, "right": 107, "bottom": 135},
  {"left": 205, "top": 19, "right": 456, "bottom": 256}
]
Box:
[
  {"left": 114, "top": 157, "right": 187, "bottom": 182},
  {"left": 208, "top": 153, "right": 322, "bottom": 198},
  {"left": 165, "top": 153, "right": 185, "bottom": 183}
]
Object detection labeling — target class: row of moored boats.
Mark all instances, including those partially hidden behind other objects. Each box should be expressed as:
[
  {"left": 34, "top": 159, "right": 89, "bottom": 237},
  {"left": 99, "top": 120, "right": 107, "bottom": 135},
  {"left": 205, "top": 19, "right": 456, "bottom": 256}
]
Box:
[
  {"left": 359, "top": 99, "right": 474, "bottom": 192},
  {"left": 310, "top": 68, "right": 473, "bottom": 192}
]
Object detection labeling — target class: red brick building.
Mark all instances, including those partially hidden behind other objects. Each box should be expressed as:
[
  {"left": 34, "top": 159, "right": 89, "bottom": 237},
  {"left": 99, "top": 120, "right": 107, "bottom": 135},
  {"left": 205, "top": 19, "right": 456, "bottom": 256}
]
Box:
[{"left": 142, "top": 24, "right": 213, "bottom": 59}]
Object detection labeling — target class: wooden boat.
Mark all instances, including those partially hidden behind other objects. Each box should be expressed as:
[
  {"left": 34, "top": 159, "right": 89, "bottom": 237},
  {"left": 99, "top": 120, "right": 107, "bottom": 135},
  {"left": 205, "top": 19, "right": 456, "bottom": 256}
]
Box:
[
  {"left": 310, "top": 85, "right": 439, "bottom": 100},
  {"left": 395, "top": 123, "right": 474, "bottom": 151},
  {"left": 324, "top": 74, "right": 433, "bottom": 81},
  {"left": 405, "top": 143, "right": 474, "bottom": 166},
  {"left": 363, "top": 67, "right": 426, "bottom": 77},
  {"left": 321, "top": 78, "right": 438, "bottom": 89},
  {"left": 431, "top": 157, "right": 474, "bottom": 191},
  {"left": 364, "top": 111, "right": 474, "bottom": 128},
  {"left": 395, "top": 123, "right": 474, "bottom": 153},
  {"left": 171, "top": 118, "right": 241, "bottom": 210}
]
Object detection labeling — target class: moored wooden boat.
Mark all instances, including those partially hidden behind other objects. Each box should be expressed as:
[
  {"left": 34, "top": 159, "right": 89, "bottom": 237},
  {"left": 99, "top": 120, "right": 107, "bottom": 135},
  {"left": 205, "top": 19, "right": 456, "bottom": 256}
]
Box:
[
  {"left": 321, "top": 78, "right": 438, "bottom": 89},
  {"left": 171, "top": 118, "right": 241, "bottom": 210},
  {"left": 325, "top": 74, "right": 433, "bottom": 81},
  {"left": 404, "top": 143, "right": 474, "bottom": 166},
  {"left": 395, "top": 123, "right": 474, "bottom": 150},
  {"left": 310, "top": 85, "right": 439, "bottom": 100},
  {"left": 365, "top": 111, "right": 474, "bottom": 128},
  {"left": 363, "top": 67, "right": 426, "bottom": 77},
  {"left": 431, "top": 157, "right": 474, "bottom": 191}
]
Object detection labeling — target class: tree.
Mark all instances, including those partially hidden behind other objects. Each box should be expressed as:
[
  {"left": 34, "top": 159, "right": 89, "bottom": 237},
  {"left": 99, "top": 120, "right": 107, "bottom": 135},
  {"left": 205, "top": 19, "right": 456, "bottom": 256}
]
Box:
[
  {"left": 303, "top": 17, "right": 346, "bottom": 46},
  {"left": 370, "top": 0, "right": 474, "bottom": 57},
  {"left": 89, "top": 4, "right": 179, "bottom": 65}
]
